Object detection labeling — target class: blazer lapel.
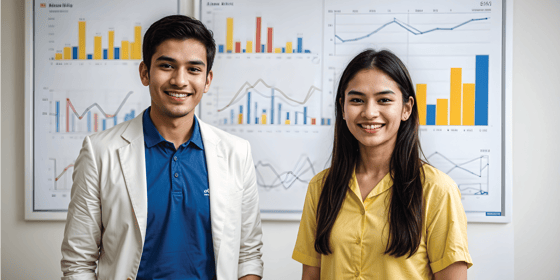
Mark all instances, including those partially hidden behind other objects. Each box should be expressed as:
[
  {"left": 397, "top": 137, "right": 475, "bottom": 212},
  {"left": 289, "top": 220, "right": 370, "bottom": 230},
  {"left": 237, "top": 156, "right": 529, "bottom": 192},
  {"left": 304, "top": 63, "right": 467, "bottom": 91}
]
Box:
[
  {"left": 198, "top": 120, "right": 229, "bottom": 267},
  {"left": 117, "top": 113, "right": 148, "bottom": 242}
]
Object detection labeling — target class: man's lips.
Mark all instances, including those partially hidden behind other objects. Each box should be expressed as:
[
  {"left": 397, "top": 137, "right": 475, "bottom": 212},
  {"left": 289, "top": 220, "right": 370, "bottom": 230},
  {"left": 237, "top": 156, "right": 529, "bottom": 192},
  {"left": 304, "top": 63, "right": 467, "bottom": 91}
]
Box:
[{"left": 165, "top": 91, "right": 192, "bottom": 98}]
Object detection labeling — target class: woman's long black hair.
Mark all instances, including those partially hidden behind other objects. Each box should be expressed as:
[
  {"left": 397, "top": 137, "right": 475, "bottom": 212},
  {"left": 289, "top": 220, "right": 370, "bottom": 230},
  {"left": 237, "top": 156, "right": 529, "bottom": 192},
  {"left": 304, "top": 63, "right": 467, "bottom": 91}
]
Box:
[{"left": 314, "top": 49, "right": 425, "bottom": 258}]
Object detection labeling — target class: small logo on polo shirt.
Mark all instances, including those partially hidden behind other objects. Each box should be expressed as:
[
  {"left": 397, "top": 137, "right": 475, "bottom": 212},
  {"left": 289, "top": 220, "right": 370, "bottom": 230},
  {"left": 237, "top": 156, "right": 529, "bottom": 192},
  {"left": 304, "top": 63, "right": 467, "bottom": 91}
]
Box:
[{"left": 204, "top": 189, "right": 210, "bottom": 197}]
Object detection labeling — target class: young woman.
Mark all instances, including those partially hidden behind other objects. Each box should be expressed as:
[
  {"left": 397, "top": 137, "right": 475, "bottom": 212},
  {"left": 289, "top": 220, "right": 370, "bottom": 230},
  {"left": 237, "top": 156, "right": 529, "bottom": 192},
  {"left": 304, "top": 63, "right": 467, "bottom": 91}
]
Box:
[{"left": 293, "top": 50, "right": 473, "bottom": 279}]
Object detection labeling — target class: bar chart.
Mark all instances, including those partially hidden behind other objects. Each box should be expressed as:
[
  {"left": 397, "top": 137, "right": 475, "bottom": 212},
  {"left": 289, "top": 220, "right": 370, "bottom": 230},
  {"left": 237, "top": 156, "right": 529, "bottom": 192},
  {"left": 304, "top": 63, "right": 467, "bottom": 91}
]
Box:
[
  {"left": 53, "top": 21, "right": 142, "bottom": 61},
  {"left": 417, "top": 55, "right": 489, "bottom": 126},
  {"left": 218, "top": 16, "right": 312, "bottom": 54}
]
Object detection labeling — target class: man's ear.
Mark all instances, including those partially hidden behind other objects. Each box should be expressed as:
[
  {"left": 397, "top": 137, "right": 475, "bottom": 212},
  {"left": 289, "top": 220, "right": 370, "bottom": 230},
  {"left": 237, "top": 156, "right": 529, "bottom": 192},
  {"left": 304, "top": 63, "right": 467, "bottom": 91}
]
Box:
[
  {"left": 204, "top": 70, "right": 213, "bottom": 93},
  {"left": 139, "top": 61, "right": 150, "bottom": 86}
]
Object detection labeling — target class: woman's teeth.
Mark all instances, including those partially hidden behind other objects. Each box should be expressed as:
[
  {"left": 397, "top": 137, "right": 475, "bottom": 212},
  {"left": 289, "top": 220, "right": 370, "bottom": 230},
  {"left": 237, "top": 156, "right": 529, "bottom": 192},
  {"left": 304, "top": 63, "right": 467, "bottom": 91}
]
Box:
[{"left": 361, "top": 124, "right": 383, "bottom": 129}]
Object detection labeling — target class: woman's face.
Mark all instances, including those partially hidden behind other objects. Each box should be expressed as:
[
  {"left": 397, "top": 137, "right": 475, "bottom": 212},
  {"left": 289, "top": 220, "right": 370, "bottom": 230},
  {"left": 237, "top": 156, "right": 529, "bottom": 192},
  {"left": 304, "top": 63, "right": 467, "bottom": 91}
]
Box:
[{"left": 341, "top": 68, "right": 413, "bottom": 153}]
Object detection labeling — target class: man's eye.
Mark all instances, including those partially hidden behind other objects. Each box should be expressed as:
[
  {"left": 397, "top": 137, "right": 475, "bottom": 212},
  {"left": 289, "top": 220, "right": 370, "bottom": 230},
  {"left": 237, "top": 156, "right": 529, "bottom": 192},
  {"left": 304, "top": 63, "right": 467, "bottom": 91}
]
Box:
[
  {"left": 160, "top": 63, "right": 173, "bottom": 69},
  {"left": 189, "top": 67, "right": 202, "bottom": 72}
]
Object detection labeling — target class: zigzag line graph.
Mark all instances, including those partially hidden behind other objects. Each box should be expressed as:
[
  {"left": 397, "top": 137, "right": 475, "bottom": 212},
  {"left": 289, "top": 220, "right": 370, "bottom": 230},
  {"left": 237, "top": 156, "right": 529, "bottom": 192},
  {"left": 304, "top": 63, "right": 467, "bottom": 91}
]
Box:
[
  {"left": 426, "top": 152, "right": 489, "bottom": 195},
  {"left": 217, "top": 79, "right": 321, "bottom": 112},
  {"left": 255, "top": 156, "right": 316, "bottom": 190},
  {"left": 335, "top": 17, "right": 489, "bottom": 43},
  {"left": 66, "top": 91, "right": 134, "bottom": 119}
]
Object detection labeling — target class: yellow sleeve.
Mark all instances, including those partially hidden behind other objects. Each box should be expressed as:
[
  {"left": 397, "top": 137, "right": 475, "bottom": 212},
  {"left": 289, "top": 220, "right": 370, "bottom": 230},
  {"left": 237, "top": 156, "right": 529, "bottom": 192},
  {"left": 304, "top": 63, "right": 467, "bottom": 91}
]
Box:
[
  {"left": 292, "top": 173, "right": 323, "bottom": 267},
  {"left": 425, "top": 171, "right": 473, "bottom": 273}
]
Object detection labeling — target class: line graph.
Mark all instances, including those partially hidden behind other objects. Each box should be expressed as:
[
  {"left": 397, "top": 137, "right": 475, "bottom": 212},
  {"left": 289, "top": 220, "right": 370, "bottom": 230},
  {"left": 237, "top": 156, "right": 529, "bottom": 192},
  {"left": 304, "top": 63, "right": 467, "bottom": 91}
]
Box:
[
  {"left": 335, "top": 17, "right": 489, "bottom": 43},
  {"left": 217, "top": 79, "right": 321, "bottom": 112},
  {"left": 66, "top": 91, "right": 133, "bottom": 119},
  {"left": 427, "top": 152, "right": 489, "bottom": 195},
  {"left": 255, "top": 156, "right": 317, "bottom": 190},
  {"left": 49, "top": 158, "right": 74, "bottom": 191}
]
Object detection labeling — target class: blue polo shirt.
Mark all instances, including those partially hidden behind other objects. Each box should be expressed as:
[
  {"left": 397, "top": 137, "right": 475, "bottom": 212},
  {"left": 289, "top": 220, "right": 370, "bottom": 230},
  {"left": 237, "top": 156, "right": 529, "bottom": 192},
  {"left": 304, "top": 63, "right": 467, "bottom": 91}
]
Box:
[{"left": 137, "top": 108, "right": 216, "bottom": 280}]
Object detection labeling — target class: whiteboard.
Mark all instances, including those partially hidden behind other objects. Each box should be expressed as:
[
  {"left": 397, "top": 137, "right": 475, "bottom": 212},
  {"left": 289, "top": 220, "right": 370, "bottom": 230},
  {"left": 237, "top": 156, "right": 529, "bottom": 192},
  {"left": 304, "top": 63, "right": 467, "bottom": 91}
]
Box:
[
  {"left": 198, "top": 0, "right": 512, "bottom": 222},
  {"left": 24, "top": 0, "right": 183, "bottom": 220}
]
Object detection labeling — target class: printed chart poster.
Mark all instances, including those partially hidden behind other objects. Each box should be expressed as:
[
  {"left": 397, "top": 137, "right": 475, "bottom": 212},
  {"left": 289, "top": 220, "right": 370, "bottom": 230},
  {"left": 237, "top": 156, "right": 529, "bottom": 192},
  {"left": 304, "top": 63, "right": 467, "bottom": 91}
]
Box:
[
  {"left": 201, "top": 0, "right": 507, "bottom": 221},
  {"left": 33, "top": 0, "right": 179, "bottom": 211},
  {"left": 199, "top": 0, "right": 333, "bottom": 220}
]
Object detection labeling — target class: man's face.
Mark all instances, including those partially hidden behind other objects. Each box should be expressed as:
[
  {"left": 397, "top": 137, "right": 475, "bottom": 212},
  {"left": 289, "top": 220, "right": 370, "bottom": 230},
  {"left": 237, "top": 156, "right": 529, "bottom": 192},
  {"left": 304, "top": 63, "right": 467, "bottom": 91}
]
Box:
[{"left": 139, "top": 38, "right": 213, "bottom": 122}]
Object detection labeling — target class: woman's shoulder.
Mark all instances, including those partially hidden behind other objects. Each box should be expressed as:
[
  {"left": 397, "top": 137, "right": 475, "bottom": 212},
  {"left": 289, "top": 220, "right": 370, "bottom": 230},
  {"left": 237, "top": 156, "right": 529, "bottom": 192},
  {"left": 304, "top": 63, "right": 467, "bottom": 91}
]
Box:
[
  {"left": 309, "top": 168, "right": 330, "bottom": 188},
  {"left": 421, "top": 164, "right": 460, "bottom": 197}
]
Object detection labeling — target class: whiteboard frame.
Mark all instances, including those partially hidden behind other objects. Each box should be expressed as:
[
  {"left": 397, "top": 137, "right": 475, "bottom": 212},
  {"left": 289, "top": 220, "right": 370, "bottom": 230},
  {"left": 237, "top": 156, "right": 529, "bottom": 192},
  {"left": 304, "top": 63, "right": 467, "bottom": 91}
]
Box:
[{"left": 24, "top": 0, "right": 189, "bottom": 220}]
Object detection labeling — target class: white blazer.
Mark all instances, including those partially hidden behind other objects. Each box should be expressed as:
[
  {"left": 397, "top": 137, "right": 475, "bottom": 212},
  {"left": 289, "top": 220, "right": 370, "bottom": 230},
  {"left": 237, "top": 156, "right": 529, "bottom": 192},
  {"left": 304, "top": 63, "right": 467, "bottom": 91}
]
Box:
[{"left": 61, "top": 112, "right": 264, "bottom": 280}]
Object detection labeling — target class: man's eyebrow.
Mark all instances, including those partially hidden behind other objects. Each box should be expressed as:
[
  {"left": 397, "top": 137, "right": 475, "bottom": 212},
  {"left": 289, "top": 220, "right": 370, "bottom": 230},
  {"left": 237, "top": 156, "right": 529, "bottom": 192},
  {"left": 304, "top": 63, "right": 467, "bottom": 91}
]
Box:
[{"left": 154, "top": 56, "right": 206, "bottom": 67}]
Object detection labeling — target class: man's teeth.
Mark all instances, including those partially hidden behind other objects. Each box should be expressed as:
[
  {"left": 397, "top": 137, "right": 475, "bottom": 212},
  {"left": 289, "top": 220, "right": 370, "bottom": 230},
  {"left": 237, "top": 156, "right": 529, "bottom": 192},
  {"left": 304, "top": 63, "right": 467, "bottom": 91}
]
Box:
[
  {"left": 168, "top": 92, "right": 188, "bottom": 98},
  {"left": 361, "top": 124, "right": 383, "bottom": 129}
]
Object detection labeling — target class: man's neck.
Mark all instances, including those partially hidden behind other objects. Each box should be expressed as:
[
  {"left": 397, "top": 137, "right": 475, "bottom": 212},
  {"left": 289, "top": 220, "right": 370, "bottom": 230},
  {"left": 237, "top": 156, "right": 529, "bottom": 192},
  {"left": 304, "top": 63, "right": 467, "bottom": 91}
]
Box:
[{"left": 149, "top": 109, "right": 195, "bottom": 150}]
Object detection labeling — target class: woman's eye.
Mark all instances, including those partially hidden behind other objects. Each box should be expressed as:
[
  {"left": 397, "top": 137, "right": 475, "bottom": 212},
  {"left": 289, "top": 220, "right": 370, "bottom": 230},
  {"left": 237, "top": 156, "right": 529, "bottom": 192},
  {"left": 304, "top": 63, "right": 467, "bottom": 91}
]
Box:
[
  {"left": 350, "top": 98, "right": 363, "bottom": 103},
  {"left": 379, "top": 98, "right": 392, "bottom": 103}
]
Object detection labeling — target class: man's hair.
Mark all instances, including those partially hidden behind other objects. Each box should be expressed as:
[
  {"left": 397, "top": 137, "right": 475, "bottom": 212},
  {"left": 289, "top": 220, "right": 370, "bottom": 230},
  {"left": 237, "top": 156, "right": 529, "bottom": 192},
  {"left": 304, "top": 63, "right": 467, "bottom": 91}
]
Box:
[{"left": 142, "top": 15, "right": 216, "bottom": 74}]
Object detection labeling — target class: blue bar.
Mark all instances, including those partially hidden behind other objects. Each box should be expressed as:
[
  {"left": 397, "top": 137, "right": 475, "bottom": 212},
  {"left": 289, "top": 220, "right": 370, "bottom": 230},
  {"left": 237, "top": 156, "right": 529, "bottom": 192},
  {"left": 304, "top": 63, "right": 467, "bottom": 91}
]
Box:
[
  {"left": 261, "top": 45, "right": 265, "bottom": 53},
  {"left": 286, "top": 112, "right": 290, "bottom": 120},
  {"left": 304, "top": 50, "right": 311, "bottom": 53},
  {"left": 321, "top": 118, "right": 325, "bottom": 126},
  {"left": 72, "top": 47, "right": 78, "bottom": 59},
  {"left": 282, "top": 48, "right": 285, "bottom": 53},
  {"left": 114, "top": 115, "right": 117, "bottom": 126},
  {"left": 230, "top": 109, "right": 234, "bottom": 125},
  {"left": 327, "top": 119, "right": 331, "bottom": 125},
  {"left": 87, "top": 112, "right": 92, "bottom": 132},
  {"left": 56, "top": 101, "right": 60, "bottom": 132},
  {"left": 103, "top": 119, "right": 106, "bottom": 131},
  {"left": 87, "top": 54, "right": 93, "bottom": 60},
  {"left": 303, "top": 107, "right": 307, "bottom": 125},
  {"left": 295, "top": 112, "right": 298, "bottom": 125},
  {"left": 243, "top": 49, "right": 246, "bottom": 53},
  {"left": 475, "top": 55, "right": 489, "bottom": 126},
  {"left": 72, "top": 114, "right": 75, "bottom": 132},
  {"left": 297, "top": 38, "right": 302, "bottom": 53},
  {"left": 227, "top": 50, "right": 232, "bottom": 53},
  {"left": 114, "top": 48, "right": 120, "bottom": 59},
  {"left": 427, "top": 105, "right": 436, "bottom": 125},
  {"left": 124, "top": 110, "right": 135, "bottom": 122},
  {"left": 247, "top": 92, "right": 251, "bottom": 124},
  {"left": 271, "top": 89, "right": 275, "bottom": 125},
  {"left": 254, "top": 103, "right": 258, "bottom": 124},
  {"left": 224, "top": 118, "right": 227, "bottom": 125},
  {"left": 278, "top": 104, "right": 282, "bottom": 124},
  {"left": 219, "top": 45, "right": 224, "bottom": 53},
  {"left": 239, "top": 105, "right": 243, "bottom": 114},
  {"left": 103, "top": 49, "right": 107, "bottom": 60}
]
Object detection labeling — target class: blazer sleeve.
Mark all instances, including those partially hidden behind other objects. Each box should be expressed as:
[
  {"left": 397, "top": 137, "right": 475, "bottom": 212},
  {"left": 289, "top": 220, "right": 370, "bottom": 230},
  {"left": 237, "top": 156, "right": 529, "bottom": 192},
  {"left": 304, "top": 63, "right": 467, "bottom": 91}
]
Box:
[
  {"left": 237, "top": 140, "right": 264, "bottom": 279},
  {"left": 60, "top": 136, "right": 102, "bottom": 280}
]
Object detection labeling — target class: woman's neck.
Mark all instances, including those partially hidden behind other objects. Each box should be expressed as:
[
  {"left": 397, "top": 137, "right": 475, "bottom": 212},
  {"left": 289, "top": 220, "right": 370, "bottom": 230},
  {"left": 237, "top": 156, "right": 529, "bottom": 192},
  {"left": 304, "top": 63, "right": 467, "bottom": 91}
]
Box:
[{"left": 356, "top": 144, "right": 393, "bottom": 177}]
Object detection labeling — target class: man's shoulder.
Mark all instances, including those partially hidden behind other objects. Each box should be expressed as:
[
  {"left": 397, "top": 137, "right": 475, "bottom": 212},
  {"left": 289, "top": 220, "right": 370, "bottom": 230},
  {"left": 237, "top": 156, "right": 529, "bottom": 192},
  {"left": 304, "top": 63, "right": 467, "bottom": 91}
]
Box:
[
  {"left": 86, "top": 116, "right": 140, "bottom": 151},
  {"left": 198, "top": 119, "right": 249, "bottom": 148}
]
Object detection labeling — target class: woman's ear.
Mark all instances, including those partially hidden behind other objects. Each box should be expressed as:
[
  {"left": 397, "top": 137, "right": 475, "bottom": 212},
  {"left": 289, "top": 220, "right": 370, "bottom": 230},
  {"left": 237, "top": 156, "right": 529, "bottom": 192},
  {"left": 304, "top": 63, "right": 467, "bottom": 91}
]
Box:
[{"left": 402, "top": 96, "right": 414, "bottom": 121}]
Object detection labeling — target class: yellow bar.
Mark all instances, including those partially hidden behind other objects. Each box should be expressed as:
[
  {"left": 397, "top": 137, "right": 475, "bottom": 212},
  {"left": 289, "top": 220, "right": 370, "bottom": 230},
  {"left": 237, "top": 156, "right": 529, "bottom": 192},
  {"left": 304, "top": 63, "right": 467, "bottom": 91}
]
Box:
[
  {"left": 226, "top": 18, "right": 234, "bottom": 52},
  {"left": 130, "top": 42, "right": 136, "bottom": 61},
  {"left": 285, "top": 120, "right": 290, "bottom": 125},
  {"left": 121, "top": 41, "right": 129, "bottom": 60},
  {"left": 134, "top": 26, "right": 142, "bottom": 60},
  {"left": 275, "top": 48, "right": 282, "bottom": 53},
  {"left": 450, "top": 68, "right": 462, "bottom": 125},
  {"left": 436, "top": 99, "right": 448, "bottom": 125},
  {"left": 63, "top": 47, "right": 72, "bottom": 60},
  {"left": 463, "top": 84, "right": 475, "bottom": 126},
  {"left": 261, "top": 114, "right": 267, "bottom": 124},
  {"left": 55, "top": 53, "right": 63, "bottom": 60},
  {"left": 78, "top": 21, "right": 86, "bottom": 60},
  {"left": 94, "top": 36, "right": 102, "bottom": 60},
  {"left": 246, "top": 41, "right": 253, "bottom": 53},
  {"left": 416, "top": 84, "right": 427, "bottom": 126},
  {"left": 238, "top": 114, "right": 243, "bottom": 124},
  {"left": 286, "top": 42, "right": 293, "bottom": 53},
  {"left": 108, "top": 30, "right": 115, "bottom": 60}
]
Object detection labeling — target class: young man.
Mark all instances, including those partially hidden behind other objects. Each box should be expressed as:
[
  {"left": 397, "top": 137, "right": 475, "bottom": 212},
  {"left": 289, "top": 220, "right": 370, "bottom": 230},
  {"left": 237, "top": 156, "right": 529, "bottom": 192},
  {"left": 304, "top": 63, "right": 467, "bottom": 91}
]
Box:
[{"left": 61, "top": 15, "right": 263, "bottom": 280}]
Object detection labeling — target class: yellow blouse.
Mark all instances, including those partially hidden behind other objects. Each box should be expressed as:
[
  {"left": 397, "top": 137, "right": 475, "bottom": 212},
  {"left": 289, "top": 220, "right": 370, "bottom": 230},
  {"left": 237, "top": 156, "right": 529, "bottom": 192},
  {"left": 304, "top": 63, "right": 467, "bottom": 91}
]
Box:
[{"left": 292, "top": 164, "right": 473, "bottom": 279}]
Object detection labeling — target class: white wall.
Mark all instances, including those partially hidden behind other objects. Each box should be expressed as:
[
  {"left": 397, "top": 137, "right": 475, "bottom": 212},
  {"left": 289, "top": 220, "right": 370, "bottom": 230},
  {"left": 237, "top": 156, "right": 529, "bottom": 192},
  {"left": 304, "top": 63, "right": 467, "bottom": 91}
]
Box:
[{"left": 2, "top": 0, "right": 560, "bottom": 279}]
